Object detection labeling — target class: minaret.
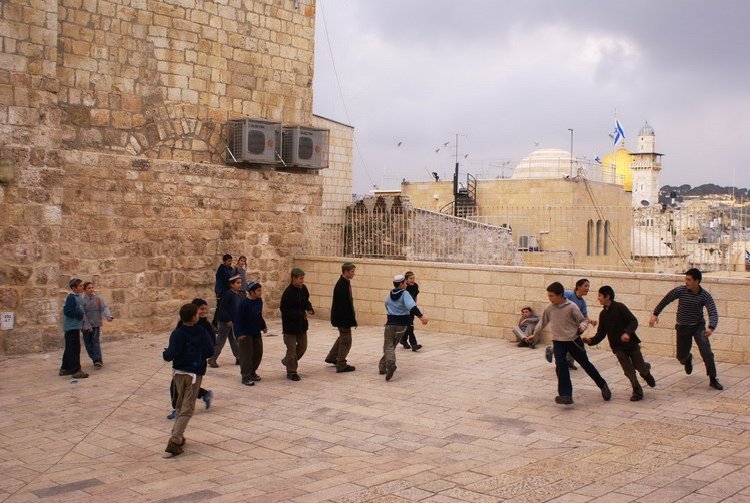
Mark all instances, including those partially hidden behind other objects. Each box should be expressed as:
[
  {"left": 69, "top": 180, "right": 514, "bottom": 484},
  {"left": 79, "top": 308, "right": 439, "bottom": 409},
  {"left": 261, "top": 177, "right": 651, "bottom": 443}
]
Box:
[{"left": 630, "top": 121, "right": 663, "bottom": 208}]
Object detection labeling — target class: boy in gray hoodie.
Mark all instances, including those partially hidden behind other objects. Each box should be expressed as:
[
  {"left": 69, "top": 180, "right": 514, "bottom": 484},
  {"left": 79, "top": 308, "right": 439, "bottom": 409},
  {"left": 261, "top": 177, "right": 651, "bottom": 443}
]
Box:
[
  {"left": 533, "top": 282, "right": 610, "bottom": 405},
  {"left": 81, "top": 281, "right": 113, "bottom": 368}
]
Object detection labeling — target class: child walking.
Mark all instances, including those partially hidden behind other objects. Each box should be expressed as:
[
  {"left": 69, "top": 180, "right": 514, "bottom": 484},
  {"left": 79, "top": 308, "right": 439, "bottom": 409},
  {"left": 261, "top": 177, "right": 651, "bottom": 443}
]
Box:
[
  {"left": 381, "top": 274, "right": 429, "bottom": 381},
  {"left": 81, "top": 281, "right": 113, "bottom": 368},
  {"left": 60, "top": 278, "right": 88, "bottom": 379},
  {"left": 400, "top": 271, "right": 423, "bottom": 351},
  {"left": 167, "top": 298, "right": 214, "bottom": 419},
  {"left": 280, "top": 268, "right": 314, "bottom": 381},
  {"left": 235, "top": 282, "right": 267, "bottom": 386},
  {"left": 163, "top": 303, "right": 214, "bottom": 458}
]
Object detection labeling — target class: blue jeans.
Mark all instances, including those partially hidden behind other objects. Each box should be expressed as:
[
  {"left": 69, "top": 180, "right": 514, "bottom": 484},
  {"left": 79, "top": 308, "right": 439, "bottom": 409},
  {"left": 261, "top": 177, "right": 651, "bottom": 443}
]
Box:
[
  {"left": 83, "top": 327, "right": 102, "bottom": 364},
  {"left": 553, "top": 338, "right": 607, "bottom": 397}
]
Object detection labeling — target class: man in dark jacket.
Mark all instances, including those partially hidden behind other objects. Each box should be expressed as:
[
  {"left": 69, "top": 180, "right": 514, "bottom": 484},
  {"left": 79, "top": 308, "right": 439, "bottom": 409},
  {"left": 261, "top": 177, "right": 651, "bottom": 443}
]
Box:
[
  {"left": 584, "top": 285, "right": 656, "bottom": 401},
  {"left": 325, "top": 262, "right": 357, "bottom": 373},
  {"left": 163, "top": 303, "right": 214, "bottom": 457},
  {"left": 280, "top": 268, "right": 314, "bottom": 381}
]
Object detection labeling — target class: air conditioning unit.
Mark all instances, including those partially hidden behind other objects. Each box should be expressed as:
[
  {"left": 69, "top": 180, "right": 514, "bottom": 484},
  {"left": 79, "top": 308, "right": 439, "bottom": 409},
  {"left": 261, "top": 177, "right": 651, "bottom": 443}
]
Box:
[
  {"left": 226, "top": 118, "right": 282, "bottom": 164},
  {"left": 281, "top": 126, "right": 329, "bottom": 169},
  {"left": 518, "top": 235, "right": 540, "bottom": 251}
]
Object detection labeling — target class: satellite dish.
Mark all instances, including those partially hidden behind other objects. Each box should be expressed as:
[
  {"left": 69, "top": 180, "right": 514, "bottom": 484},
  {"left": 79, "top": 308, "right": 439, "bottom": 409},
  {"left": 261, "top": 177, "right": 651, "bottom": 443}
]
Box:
[{"left": 641, "top": 200, "right": 650, "bottom": 207}]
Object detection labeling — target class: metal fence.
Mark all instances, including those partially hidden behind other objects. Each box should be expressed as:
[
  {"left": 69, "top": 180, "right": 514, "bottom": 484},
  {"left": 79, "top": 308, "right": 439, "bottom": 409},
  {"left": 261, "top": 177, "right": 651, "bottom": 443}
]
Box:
[{"left": 302, "top": 198, "right": 750, "bottom": 273}]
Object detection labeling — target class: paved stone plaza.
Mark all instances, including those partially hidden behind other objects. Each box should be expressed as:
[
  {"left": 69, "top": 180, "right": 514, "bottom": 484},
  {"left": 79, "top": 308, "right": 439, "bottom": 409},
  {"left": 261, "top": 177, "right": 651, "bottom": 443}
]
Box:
[{"left": 1, "top": 319, "right": 749, "bottom": 502}]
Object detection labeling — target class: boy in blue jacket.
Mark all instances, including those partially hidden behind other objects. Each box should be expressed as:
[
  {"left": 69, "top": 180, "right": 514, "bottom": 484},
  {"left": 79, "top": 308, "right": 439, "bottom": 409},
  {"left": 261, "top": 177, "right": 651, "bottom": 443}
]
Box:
[
  {"left": 235, "top": 282, "right": 267, "bottom": 386},
  {"left": 60, "top": 278, "right": 88, "bottom": 379},
  {"left": 379, "top": 275, "right": 429, "bottom": 381},
  {"left": 163, "top": 303, "right": 214, "bottom": 458}
]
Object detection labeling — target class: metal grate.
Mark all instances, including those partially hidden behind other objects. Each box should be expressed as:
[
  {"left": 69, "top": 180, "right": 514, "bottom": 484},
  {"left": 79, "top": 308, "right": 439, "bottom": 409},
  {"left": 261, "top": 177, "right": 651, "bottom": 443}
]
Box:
[
  {"left": 247, "top": 129, "right": 266, "bottom": 155},
  {"left": 301, "top": 198, "right": 750, "bottom": 273}
]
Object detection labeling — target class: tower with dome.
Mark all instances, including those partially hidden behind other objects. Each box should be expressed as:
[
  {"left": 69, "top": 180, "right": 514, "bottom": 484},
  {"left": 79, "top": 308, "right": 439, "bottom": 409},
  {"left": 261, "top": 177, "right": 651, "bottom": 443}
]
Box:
[
  {"left": 599, "top": 121, "right": 663, "bottom": 208},
  {"left": 630, "top": 121, "right": 663, "bottom": 207}
]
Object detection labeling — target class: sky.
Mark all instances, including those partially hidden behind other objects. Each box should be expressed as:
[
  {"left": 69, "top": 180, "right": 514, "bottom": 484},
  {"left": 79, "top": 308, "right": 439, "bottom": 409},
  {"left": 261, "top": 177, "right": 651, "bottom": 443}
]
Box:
[{"left": 312, "top": 0, "right": 750, "bottom": 196}]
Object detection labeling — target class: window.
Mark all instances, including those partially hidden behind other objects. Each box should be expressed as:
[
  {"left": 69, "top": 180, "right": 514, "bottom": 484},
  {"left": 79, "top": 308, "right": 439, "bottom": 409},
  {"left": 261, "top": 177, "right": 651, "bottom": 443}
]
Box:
[
  {"left": 586, "top": 220, "right": 594, "bottom": 256},
  {"left": 604, "top": 221, "right": 610, "bottom": 255},
  {"left": 596, "top": 220, "right": 602, "bottom": 256}
]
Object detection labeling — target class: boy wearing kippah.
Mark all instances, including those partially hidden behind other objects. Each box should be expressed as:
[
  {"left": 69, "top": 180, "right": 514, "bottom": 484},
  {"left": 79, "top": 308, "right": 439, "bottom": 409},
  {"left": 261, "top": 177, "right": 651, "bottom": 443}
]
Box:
[
  {"left": 379, "top": 274, "right": 429, "bottom": 381},
  {"left": 235, "top": 282, "right": 267, "bottom": 386}
]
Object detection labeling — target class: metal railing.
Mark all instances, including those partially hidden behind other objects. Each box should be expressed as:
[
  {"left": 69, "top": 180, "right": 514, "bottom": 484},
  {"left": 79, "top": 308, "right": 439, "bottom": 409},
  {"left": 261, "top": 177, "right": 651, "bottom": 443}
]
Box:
[{"left": 302, "top": 198, "right": 750, "bottom": 273}]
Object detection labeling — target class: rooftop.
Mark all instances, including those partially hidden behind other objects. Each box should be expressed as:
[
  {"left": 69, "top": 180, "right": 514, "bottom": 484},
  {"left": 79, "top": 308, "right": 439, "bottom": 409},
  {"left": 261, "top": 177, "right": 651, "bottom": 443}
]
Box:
[{"left": 1, "top": 320, "right": 749, "bottom": 502}]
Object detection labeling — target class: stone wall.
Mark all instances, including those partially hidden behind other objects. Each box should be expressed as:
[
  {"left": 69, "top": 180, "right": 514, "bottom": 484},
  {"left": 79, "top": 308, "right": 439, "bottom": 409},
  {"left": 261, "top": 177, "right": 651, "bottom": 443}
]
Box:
[
  {"left": 295, "top": 256, "right": 750, "bottom": 364},
  {"left": 0, "top": 0, "right": 334, "bottom": 356},
  {"left": 313, "top": 114, "right": 353, "bottom": 214},
  {"left": 55, "top": 0, "right": 316, "bottom": 161}
]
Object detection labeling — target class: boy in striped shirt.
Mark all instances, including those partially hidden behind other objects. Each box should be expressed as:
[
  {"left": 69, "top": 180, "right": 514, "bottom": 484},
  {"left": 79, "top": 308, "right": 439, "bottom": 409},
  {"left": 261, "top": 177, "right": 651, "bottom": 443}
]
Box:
[{"left": 649, "top": 268, "right": 722, "bottom": 390}]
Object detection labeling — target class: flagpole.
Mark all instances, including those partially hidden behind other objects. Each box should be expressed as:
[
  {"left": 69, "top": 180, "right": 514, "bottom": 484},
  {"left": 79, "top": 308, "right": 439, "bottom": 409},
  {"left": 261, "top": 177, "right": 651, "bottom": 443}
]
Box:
[{"left": 611, "top": 108, "right": 617, "bottom": 185}]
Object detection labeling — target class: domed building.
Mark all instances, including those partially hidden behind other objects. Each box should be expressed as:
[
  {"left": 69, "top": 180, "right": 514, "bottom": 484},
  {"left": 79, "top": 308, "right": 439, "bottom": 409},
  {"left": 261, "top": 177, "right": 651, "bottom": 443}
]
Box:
[
  {"left": 400, "top": 145, "right": 634, "bottom": 270},
  {"left": 599, "top": 147, "right": 633, "bottom": 192},
  {"left": 511, "top": 148, "right": 585, "bottom": 180}
]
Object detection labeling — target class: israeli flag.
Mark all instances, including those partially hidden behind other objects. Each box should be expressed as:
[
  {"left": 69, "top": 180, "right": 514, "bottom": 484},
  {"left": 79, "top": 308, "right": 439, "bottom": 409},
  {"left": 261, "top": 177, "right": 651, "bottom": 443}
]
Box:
[
  {"left": 613, "top": 120, "right": 625, "bottom": 145},
  {"left": 594, "top": 156, "right": 602, "bottom": 164}
]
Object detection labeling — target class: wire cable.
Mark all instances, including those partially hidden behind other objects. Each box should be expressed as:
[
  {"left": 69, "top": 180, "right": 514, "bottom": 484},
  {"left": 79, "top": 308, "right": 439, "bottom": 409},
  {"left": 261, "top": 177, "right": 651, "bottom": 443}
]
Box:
[{"left": 318, "top": 0, "right": 375, "bottom": 189}]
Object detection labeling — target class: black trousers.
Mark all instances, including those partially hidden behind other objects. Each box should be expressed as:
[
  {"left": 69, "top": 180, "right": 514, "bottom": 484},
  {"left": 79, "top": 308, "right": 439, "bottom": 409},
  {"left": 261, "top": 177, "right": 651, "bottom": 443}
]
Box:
[
  {"left": 400, "top": 324, "right": 418, "bottom": 346},
  {"left": 614, "top": 345, "right": 650, "bottom": 392},
  {"left": 61, "top": 329, "right": 82, "bottom": 373},
  {"left": 676, "top": 323, "right": 716, "bottom": 377}
]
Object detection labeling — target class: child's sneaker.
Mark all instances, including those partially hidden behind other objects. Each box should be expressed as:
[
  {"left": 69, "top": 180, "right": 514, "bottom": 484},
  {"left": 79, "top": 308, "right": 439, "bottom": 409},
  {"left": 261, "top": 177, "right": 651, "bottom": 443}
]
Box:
[
  {"left": 167, "top": 409, "right": 176, "bottom": 420},
  {"left": 202, "top": 390, "right": 214, "bottom": 409},
  {"left": 163, "top": 440, "right": 184, "bottom": 458}
]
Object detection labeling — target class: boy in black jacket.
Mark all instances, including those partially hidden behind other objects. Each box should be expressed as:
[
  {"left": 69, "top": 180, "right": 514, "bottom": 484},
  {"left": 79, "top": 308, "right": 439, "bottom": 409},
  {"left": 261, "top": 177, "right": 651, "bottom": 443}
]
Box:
[
  {"left": 326, "top": 262, "right": 357, "bottom": 373},
  {"left": 400, "top": 271, "right": 422, "bottom": 351},
  {"left": 280, "top": 268, "right": 314, "bottom": 381},
  {"left": 583, "top": 286, "right": 656, "bottom": 401},
  {"left": 208, "top": 275, "right": 242, "bottom": 367},
  {"left": 235, "top": 282, "right": 267, "bottom": 386},
  {"left": 167, "top": 298, "right": 215, "bottom": 419},
  {"left": 163, "top": 303, "right": 214, "bottom": 458}
]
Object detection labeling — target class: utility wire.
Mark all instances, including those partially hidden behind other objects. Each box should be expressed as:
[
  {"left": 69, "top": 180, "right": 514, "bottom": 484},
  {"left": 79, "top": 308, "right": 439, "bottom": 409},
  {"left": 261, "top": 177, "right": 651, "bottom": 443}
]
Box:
[{"left": 318, "top": 0, "right": 375, "bottom": 189}]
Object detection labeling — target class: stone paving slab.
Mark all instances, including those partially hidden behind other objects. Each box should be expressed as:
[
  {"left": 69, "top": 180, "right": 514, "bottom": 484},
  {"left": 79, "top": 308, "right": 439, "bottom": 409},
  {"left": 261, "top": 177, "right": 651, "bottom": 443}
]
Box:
[{"left": 1, "top": 319, "right": 749, "bottom": 502}]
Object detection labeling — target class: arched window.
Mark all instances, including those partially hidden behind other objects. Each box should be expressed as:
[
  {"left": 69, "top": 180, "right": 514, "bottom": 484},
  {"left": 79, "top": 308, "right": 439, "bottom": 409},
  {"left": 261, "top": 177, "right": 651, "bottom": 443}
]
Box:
[
  {"left": 586, "top": 220, "right": 594, "bottom": 256},
  {"left": 596, "top": 220, "right": 602, "bottom": 256},
  {"left": 604, "top": 220, "right": 610, "bottom": 255}
]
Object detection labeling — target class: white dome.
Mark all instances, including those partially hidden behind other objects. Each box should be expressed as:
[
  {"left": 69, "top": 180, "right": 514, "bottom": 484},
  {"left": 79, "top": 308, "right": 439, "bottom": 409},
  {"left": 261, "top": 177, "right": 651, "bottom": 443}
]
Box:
[{"left": 512, "top": 148, "right": 585, "bottom": 179}]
